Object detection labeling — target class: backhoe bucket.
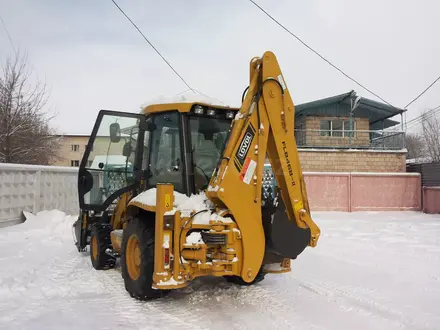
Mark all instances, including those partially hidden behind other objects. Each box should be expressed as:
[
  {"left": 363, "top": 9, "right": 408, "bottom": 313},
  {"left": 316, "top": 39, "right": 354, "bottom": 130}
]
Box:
[{"left": 263, "top": 197, "right": 311, "bottom": 259}]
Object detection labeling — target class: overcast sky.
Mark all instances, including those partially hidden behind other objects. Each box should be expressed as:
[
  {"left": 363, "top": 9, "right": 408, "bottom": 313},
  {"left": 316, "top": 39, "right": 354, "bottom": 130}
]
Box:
[{"left": 1, "top": 0, "right": 439, "bottom": 134}]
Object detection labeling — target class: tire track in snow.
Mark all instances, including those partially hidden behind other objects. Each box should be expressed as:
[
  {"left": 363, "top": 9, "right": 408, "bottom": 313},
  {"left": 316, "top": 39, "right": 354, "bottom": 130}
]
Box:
[
  {"left": 94, "top": 266, "right": 207, "bottom": 330},
  {"left": 292, "top": 275, "right": 429, "bottom": 330},
  {"left": 172, "top": 275, "right": 321, "bottom": 330},
  {"left": 44, "top": 249, "right": 207, "bottom": 330},
  {"left": 89, "top": 257, "right": 312, "bottom": 330}
]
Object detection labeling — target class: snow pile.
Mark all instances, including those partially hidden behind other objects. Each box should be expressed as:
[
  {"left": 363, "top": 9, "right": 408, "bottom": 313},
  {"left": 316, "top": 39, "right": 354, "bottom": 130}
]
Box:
[
  {"left": 129, "top": 188, "right": 189, "bottom": 208},
  {"left": 129, "top": 188, "right": 158, "bottom": 206},
  {"left": 190, "top": 210, "right": 233, "bottom": 225},
  {"left": 141, "top": 92, "right": 229, "bottom": 109},
  {"left": 1, "top": 210, "right": 77, "bottom": 239},
  {"left": 130, "top": 188, "right": 212, "bottom": 212},
  {"left": 185, "top": 232, "right": 204, "bottom": 245},
  {"left": 174, "top": 192, "right": 214, "bottom": 214},
  {"left": 130, "top": 188, "right": 232, "bottom": 225},
  {"left": 173, "top": 192, "right": 234, "bottom": 225}
]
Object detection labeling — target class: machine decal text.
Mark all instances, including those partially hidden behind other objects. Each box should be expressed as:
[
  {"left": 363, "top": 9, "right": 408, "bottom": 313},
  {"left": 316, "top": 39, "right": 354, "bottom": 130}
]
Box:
[{"left": 282, "top": 140, "right": 295, "bottom": 186}]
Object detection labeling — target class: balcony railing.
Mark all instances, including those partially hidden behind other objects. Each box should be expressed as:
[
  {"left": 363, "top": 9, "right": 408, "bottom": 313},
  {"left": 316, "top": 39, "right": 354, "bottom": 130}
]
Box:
[{"left": 294, "top": 129, "right": 405, "bottom": 150}]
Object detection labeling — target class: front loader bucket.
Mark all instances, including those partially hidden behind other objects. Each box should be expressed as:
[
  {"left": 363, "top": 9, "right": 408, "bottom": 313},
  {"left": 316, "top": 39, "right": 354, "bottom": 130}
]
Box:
[{"left": 264, "top": 197, "right": 311, "bottom": 259}]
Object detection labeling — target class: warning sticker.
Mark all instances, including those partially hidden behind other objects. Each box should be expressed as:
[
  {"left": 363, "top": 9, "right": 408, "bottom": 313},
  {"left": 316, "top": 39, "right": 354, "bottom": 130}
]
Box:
[
  {"left": 164, "top": 194, "right": 171, "bottom": 209},
  {"left": 240, "top": 158, "right": 257, "bottom": 185}
]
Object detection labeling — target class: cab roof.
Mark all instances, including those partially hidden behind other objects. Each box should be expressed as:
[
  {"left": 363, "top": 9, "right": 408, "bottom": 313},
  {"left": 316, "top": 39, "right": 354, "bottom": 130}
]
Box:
[
  {"left": 140, "top": 94, "right": 239, "bottom": 115},
  {"left": 142, "top": 102, "right": 239, "bottom": 115}
]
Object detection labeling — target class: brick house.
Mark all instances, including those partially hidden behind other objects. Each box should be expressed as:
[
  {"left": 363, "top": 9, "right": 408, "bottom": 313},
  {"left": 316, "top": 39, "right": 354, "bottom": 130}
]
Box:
[{"left": 294, "top": 90, "right": 407, "bottom": 172}]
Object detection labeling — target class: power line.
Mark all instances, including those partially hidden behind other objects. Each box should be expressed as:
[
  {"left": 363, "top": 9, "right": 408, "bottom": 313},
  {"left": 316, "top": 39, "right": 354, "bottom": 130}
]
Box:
[
  {"left": 404, "top": 75, "right": 440, "bottom": 109},
  {"left": 408, "top": 109, "right": 440, "bottom": 128},
  {"left": 406, "top": 105, "right": 440, "bottom": 129},
  {"left": 0, "top": 14, "right": 16, "bottom": 54},
  {"left": 248, "top": 0, "right": 397, "bottom": 108},
  {"left": 174, "top": 88, "right": 193, "bottom": 96},
  {"left": 406, "top": 104, "right": 440, "bottom": 125},
  {"left": 110, "top": 0, "right": 195, "bottom": 93}
]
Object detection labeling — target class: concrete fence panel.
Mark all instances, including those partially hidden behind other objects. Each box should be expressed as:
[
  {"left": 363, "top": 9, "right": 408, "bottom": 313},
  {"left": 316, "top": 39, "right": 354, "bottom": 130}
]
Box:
[
  {"left": 0, "top": 164, "right": 79, "bottom": 227},
  {"left": 350, "top": 173, "right": 421, "bottom": 211},
  {"left": 303, "top": 172, "right": 350, "bottom": 211},
  {"left": 0, "top": 163, "right": 424, "bottom": 228},
  {"left": 423, "top": 187, "right": 440, "bottom": 214}
]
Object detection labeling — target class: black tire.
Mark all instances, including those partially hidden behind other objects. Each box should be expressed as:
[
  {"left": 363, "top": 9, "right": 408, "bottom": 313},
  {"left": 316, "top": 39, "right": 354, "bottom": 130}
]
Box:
[
  {"left": 120, "top": 217, "right": 168, "bottom": 300},
  {"left": 90, "top": 223, "right": 116, "bottom": 270},
  {"left": 224, "top": 268, "right": 266, "bottom": 286}
]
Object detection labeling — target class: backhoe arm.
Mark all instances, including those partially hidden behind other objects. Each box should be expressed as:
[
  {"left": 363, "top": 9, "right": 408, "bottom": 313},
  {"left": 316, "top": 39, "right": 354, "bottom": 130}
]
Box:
[{"left": 206, "top": 51, "right": 320, "bottom": 281}]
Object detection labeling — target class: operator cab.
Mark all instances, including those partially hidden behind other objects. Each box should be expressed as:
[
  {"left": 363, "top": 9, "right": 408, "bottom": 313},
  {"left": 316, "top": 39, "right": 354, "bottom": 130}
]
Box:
[{"left": 77, "top": 103, "right": 238, "bottom": 211}]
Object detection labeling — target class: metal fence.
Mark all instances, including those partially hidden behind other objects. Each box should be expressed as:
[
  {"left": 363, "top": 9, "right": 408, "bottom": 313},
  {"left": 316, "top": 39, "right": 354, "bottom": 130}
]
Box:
[
  {"left": 294, "top": 129, "right": 405, "bottom": 150},
  {"left": 407, "top": 161, "right": 440, "bottom": 187}
]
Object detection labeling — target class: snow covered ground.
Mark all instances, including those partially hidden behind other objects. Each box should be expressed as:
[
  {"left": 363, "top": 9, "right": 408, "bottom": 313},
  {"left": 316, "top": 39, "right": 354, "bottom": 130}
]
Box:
[{"left": 1, "top": 210, "right": 440, "bottom": 330}]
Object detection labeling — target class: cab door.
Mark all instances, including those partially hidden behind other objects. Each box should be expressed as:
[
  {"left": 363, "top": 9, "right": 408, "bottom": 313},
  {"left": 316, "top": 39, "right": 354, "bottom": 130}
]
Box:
[{"left": 78, "top": 110, "right": 148, "bottom": 212}]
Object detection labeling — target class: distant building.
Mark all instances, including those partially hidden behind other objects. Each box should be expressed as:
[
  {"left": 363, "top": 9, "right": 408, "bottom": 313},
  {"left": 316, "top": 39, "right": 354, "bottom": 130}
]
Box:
[
  {"left": 52, "top": 134, "right": 125, "bottom": 167},
  {"left": 51, "top": 135, "right": 89, "bottom": 167}
]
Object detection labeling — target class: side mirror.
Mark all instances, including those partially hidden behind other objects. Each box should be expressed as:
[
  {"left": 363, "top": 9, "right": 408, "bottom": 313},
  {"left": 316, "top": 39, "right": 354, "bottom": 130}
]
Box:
[
  {"left": 123, "top": 141, "right": 132, "bottom": 157},
  {"left": 110, "top": 123, "right": 121, "bottom": 143}
]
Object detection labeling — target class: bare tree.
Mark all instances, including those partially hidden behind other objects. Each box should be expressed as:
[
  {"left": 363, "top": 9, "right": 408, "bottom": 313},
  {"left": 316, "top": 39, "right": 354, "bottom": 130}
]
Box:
[
  {"left": 420, "top": 110, "right": 440, "bottom": 162},
  {"left": 405, "top": 132, "right": 426, "bottom": 160},
  {"left": 0, "top": 52, "right": 61, "bottom": 165}
]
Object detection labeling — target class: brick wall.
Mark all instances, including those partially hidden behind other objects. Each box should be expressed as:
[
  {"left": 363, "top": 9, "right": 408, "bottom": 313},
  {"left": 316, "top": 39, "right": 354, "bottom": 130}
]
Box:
[{"left": 299, "top": 149, "right": 406, "bottom": 172}]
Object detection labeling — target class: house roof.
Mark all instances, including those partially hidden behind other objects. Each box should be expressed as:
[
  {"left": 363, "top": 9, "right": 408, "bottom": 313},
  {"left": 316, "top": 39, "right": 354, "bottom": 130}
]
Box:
[{"left": 295, "top": 91, "right": 406, "bottom": 129}]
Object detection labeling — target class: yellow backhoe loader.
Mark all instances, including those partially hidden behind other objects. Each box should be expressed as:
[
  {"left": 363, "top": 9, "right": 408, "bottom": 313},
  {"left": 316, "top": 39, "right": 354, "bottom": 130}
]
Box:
[{"left": 73, "top": 51, "right": 321, "bottom": 300}]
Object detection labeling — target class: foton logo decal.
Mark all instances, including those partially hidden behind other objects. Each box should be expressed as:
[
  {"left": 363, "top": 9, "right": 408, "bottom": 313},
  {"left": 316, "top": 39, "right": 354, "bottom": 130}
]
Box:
[{"left": 235, "top": 125, "right": 255, "bottom": 165}]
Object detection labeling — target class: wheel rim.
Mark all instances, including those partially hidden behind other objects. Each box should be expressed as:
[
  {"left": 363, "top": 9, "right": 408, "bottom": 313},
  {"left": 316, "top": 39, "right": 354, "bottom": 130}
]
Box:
[
  {"left": 91, "top": 235, "right": 98, "bottom": 261},
  {"left": 126, "top": 234, "right": 141, "bottom": 280}
]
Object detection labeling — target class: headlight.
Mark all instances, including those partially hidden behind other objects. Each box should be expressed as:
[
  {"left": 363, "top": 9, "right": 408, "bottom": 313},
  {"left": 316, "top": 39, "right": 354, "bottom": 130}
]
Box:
[
  {"left": 194, "top": 105, "right": 204, "bottom": 114},
  {"left": 226, "top": 111, "right": 234, "bottom": 119}
]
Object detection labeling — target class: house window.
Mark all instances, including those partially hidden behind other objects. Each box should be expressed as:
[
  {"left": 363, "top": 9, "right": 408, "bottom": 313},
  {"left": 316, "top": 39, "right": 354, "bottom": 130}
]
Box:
[
  {"left": 320, "top": 120, "right": 355, "bottom": 137},
  {"left": 294, "top": 123, "right": 306, "bottom": 145},
  {"left": 71, "top": 160, "right": 79, "bottom": 167},
  {"left": 71, "top": 144, "right": 79, "bottom": 152}
]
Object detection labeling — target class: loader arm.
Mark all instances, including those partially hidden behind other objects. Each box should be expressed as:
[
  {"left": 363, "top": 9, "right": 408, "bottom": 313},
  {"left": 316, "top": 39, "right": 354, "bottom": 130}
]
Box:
[{"left": 206, "top": 51, "right": 320, "bottom": 282}]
